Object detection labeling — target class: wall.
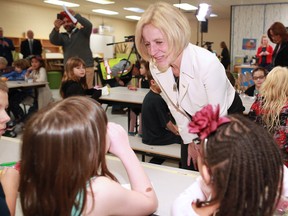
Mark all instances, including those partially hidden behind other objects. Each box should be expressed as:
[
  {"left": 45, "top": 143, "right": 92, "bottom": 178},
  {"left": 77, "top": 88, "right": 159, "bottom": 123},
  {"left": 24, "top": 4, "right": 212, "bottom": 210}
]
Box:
[
  {"left": 231, "top": 3, "right": 288, "bottom": 68},
  {"left": 0, "top": 0, "right": 230, "bottom": 56}
]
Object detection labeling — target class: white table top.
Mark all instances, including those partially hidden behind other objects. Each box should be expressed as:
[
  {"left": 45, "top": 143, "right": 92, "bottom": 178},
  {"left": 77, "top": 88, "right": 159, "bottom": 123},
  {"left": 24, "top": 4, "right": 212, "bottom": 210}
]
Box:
[
  {"left": 6, "top": 80, "right": 48, "bottom": 89},
  {"left": 99, "top": 86, "right": 149, "bottom": 105},
  {"left": 0, "top": 137, "right": 198, "bottom": 216}
]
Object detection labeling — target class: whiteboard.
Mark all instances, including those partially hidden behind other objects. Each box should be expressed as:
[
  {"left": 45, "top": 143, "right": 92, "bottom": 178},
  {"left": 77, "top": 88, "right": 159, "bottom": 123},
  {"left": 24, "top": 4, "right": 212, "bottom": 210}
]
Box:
[{"left": 90, "top": 34, "right": 114, "bottom": 59}]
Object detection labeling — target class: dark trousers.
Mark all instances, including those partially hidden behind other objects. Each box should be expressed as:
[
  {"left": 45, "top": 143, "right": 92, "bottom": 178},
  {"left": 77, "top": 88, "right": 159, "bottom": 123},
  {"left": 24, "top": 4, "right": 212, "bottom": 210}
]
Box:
[{"left": 180, "top": 142, "right": 197, "bottom": 171}]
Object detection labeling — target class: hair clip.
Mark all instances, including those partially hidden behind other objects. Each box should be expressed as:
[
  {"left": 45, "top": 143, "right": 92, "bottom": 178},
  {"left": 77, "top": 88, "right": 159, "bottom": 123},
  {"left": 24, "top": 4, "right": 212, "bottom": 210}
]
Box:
[{"left": 188, "top": 104, "right": 231, "bottom": 140}]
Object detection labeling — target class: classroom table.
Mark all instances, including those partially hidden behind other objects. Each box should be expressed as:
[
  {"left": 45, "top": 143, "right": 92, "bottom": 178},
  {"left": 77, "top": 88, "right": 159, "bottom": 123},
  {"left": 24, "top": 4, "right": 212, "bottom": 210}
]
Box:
[
  {"left": 98, "top": 86, "right": 149, "bottom": 106},
  {"left": 99, "top": 86, "right": 149, "bottom": 132},
  {"left": 0, "top": 137, "right": 199, "bottom": 216},
  {"left": 6, "top": 80, "right": 47, "bottom": 89}
]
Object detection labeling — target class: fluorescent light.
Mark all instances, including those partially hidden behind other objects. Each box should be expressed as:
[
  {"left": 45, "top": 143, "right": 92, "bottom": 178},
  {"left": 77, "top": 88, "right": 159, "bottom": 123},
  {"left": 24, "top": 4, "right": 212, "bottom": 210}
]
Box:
[
  {"left": 123, "top": 7, "right": 144, "bottom": 13},
  {"left": 210, "top": 13, "right": 218, "bottom": 17},
  {"left": 125, "top": 15, "right": 141, "bottom": 21},
  {"left": 173, "top": 3, "right": 197, "bottom": 11},
  {"left": 92, "top": 9, "right": 118, "bottom": 15},
  {"left": 196, "top": 3, "right": 210, "bottom": 21},
  {"left": 87, "top": 0, "right": 114, "bottom": 4},
  {"left": 44, "top": 0, "right": 79, "bottom": 7}
]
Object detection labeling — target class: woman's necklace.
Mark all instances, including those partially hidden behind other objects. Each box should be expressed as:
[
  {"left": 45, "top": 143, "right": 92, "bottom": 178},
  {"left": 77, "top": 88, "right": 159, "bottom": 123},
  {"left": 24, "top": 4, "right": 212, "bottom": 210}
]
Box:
[{"left": 173, "top": 75, "right": 179, "bottom": 91}]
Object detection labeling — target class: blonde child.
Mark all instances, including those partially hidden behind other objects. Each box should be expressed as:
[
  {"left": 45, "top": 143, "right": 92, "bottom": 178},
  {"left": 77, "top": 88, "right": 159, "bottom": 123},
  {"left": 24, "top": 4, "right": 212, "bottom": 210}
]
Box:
[{"left": 128, "top": 60, "right": 150, "bottom": 136}]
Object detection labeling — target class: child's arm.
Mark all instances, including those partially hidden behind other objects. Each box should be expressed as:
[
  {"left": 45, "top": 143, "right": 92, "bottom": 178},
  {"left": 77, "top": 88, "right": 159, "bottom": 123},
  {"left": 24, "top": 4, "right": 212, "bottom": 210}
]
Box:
[
  {"left": 105, "top": 122, "right": 158, "bottom": 215},
  {"left": 166, "top": 121, "right": 180, "bottom": 135},
  {"left": 0, "top": 168, "right": 20, "bottom": 216}
]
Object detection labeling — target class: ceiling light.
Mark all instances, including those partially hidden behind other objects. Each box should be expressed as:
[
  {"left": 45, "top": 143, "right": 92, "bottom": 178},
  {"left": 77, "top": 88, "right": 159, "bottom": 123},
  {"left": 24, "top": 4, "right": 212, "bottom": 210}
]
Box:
[
  {"left": 92, "top": 9, "right": 118, "bottom": 15},
  {"left": 210, "top": 13, "right": 218, "bottom": 17},
  {"left": 87, "top": 0, "right": 114, "bottom": 4},
  {"left": 123, "top": 7, "right": 144, "bottom": 13},
  {"left": 173, "top": 3, "right": 197, "bottom": 11},
  {"left": 196, "top": 3, "right": 211, "bottom": 21},
  {"left": 44, "top": 0, "right": 79, "bottom": 7},
  {"left": 125, "top": 15, "right": 141, "bottom": 21}
]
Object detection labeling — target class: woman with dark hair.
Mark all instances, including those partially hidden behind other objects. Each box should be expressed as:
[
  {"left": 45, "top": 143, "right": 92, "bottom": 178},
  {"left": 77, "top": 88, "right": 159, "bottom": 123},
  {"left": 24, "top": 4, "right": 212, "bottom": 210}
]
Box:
[
  {"left": 267, "top": 22, "right": 288, "bottom": 67},
  {"left": 219, "top": 41, "right": 230, "bottom": 70},
  {"left": 19, "top": 96, "right": 157, "bottom": 216}
]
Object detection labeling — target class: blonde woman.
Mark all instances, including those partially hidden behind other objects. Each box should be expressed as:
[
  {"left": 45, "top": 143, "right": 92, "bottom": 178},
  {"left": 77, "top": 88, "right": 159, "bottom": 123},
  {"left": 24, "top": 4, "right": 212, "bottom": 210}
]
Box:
[
  {"left": 135, "top": 2, "right": 244, "bottom": 170},
  {"left": 249, "top": 66, "right": 288, "bottom": 166},
  {"left": 256, "top": 35, "right": 273, "bottom": 69}
]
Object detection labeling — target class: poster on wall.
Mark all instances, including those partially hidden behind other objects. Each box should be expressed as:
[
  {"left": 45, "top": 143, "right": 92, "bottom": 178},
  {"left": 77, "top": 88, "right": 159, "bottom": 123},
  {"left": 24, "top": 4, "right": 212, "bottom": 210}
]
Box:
[{"left": 242, "top": 38, "right": 257, "bottom": 50}]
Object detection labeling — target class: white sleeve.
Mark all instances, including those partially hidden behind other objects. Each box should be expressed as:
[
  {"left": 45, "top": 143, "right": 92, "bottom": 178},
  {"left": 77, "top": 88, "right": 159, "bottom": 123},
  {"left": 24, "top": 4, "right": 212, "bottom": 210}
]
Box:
[
  {"left": 282, "top": 165, "right": 288, "bottom": 197},
  {"left": 36, "top": 67, "right": 47, "bottom": 82},
  {"left": 171, "top": 177, "right": 207, "bottom": 216}
]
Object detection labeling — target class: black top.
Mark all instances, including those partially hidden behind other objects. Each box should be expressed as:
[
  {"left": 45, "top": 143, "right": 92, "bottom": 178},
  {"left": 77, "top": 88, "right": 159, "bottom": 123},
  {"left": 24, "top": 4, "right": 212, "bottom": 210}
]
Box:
[
  {"left": 140, "top": 76, "right": 150, "bottom": 89},
  {"left": 20, "top": 39, "right": 42, "bottom": 58},
  {"left": 142, "top": 90, "right": 182, "bottom": 145},
  {"left": 61, "top": 80, "right": 101, "bottom": 100},
  {"left": 0, "top": 183, "right": 10, "bottom": 216},
  {"left": 272, "top": 41, "right": 288, "bottom": 67},
  {"left": 221, "top": 47, "right": 230, "bottom": 69},
  {"left": 245, "top": 85, "right": 256, "bottom": 97}
]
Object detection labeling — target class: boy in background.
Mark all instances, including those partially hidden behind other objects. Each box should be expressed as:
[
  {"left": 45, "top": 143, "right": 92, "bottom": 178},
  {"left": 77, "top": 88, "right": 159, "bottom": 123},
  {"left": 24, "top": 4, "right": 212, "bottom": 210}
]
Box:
[{"left": 142, "top": 71, "right": 182, "bottom": 164}]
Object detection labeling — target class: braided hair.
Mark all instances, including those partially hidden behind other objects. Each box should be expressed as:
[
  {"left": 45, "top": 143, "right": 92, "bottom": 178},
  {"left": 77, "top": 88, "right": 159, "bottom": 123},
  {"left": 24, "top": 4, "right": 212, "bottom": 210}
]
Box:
[{"left": 197, "top": 114, "right": 283, "bottom": 216}]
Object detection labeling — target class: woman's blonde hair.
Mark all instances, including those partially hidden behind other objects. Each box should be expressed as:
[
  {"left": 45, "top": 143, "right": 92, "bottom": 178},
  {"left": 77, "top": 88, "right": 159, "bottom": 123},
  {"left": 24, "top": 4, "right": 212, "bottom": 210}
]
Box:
[
  {"left": 135, "top": 1, "right": 190, "bottom": 61},
  {"left": 260, "top": 66, "right": 288, "bottom": 131}
]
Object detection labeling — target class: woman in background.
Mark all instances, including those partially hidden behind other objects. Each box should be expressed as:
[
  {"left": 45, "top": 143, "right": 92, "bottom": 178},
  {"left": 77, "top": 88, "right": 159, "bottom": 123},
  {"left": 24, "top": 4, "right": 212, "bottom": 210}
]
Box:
[
  {"left": 19, "top": 96, "right": 157, "bottom": 216},
  {"left": 256, "top": 35, "right": 273, "bottom": 69},
  {"left": 267, "top": 22, "right": 288, "bottom": 68},
  {"left": 249, "top": 66, "right": 288, "bottom": 166},
  {"left": 219, "top": 41, "right": 230, "bottom": 70}
]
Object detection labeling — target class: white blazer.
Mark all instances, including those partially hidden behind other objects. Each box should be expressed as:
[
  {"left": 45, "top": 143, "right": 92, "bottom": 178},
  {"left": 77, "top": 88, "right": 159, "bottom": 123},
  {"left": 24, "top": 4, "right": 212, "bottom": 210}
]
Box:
[{"left": 150, "top": 44, "right": 235, "bottom": 144}]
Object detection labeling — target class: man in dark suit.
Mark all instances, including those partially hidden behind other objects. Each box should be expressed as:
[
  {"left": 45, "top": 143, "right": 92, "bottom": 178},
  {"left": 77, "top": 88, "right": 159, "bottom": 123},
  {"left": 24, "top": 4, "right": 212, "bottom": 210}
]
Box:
[{"left": 20, "top": 30, "right": 42, "bottom": 58}]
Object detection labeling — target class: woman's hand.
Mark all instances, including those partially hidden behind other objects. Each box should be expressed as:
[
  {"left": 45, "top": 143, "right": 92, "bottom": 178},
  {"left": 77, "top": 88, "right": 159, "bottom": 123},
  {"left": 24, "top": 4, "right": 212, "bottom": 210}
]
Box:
[{"left": 187, "top": 142, "right": 199, "bottom": 170}]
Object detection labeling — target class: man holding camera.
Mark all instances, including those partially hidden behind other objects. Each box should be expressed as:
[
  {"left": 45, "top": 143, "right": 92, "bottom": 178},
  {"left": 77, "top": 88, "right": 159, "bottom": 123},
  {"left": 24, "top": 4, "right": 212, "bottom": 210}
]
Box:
[{"left": 49, "top": 9, "right": 94, "bottom": 88}]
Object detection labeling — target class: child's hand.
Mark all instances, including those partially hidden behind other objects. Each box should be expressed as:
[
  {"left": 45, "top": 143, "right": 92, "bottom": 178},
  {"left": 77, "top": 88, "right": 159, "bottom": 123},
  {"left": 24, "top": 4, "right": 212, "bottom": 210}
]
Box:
[{"left": 107, "top": 122, "right": 131, "bottom": 158}]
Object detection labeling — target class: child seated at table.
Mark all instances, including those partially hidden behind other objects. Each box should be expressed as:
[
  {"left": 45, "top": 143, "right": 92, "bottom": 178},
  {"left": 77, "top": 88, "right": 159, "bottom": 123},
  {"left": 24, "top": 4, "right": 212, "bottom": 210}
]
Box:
[
  {"left": 25, "top": 55, "right": 53, "bottom": 114},
  {"left": 0, "top": 57, "right": 14, "bottom": 76},
  {"left": 0, "top": 80, "right": 19, "bottom": 216},
  {"left": 1, "top": 59, "right": 30, "bottom": 80},
  {"left": 60, "top": 57, "right": 101, "bottom": 100},
  {"left": 127, "top": 60, "right": 150, "bottom": 136},
  {"left": 142, "top": 70, "right": 182, "bottom": 164},
  {"left": 172, "top": 104, "right": 288, "bottom": 216},
  {"left": 245, "top": 67, "right": 268, "bottom": 97},
  {"left": 19, "top": 96, "right": 158, "bottom": 216},
  {"left": 4, "top": 59, "right": 31, "bottom": 123}
]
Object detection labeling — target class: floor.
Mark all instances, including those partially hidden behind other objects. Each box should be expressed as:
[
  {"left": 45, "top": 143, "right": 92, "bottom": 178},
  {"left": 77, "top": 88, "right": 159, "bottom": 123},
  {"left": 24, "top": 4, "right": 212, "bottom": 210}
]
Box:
[{"left": 17, "top": 89, "right": 179, "bottom": 168}]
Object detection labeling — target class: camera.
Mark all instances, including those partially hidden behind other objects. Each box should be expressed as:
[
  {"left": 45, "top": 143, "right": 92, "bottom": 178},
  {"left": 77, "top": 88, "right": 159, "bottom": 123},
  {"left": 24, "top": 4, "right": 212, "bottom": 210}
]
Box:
[
  {"left": 124, "top": 35, "right": 135, "bottom": 42},
  {"left": 57, "top": 13, "right": 64, "bottom": 20}
]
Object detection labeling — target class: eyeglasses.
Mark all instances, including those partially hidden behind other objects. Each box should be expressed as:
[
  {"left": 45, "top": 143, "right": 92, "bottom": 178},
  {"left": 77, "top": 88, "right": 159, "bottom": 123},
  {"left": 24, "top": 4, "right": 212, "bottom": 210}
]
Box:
[{"left": 252, "top": 76, "right": 265, "bottom": 80}]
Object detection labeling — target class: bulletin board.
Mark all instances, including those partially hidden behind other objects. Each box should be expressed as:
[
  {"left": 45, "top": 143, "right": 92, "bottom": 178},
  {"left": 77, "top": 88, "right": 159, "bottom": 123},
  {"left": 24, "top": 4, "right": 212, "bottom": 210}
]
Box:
[{"left": 90, "top": 34, "right": 114, "bottom": 59}]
